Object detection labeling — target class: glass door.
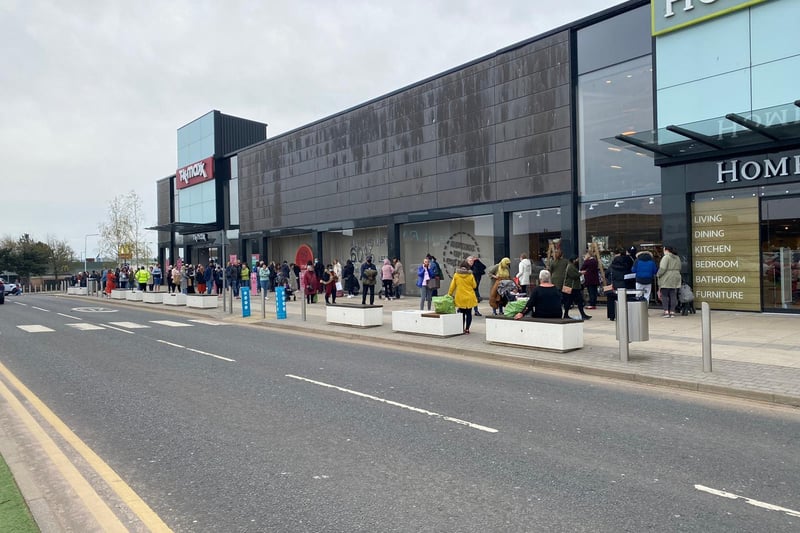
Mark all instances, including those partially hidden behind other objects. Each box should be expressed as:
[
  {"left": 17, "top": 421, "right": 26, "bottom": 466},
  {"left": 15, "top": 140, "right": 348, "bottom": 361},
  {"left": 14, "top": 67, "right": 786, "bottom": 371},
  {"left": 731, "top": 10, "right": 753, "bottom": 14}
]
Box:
[{"left": 761, "top": 196, "right": 800, "bottom": 312}]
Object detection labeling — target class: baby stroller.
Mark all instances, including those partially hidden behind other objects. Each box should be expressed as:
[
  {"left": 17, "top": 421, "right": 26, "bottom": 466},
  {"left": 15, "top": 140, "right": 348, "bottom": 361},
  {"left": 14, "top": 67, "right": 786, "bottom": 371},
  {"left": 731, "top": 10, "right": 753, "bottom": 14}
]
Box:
[
  {"left": 496, "top": 279, "right": 518, "bottom": 307},
  {"left": 275, "top": 272, "right": 295, "bottom": 301},
  {"left": 676, "top": 281, "right": 696, "bottom": 315}
]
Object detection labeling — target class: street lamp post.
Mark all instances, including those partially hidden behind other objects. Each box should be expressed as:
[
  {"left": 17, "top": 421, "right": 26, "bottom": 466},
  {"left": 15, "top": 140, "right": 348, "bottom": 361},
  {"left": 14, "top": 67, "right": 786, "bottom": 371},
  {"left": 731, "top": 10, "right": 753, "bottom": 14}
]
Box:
[{"left": 84, "top": 233, "right": 100, "bottom": 274}]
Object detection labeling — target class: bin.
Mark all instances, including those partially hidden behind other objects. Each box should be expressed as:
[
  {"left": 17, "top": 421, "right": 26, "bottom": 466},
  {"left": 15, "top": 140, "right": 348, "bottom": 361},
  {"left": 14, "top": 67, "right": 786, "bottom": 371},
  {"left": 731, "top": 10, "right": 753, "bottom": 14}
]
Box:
[
  {"left": 616, "top": 299, "right": 649, "bottom": 342},
  {"left": 88, "top": 279, "right": 97, "bottom": 294}
]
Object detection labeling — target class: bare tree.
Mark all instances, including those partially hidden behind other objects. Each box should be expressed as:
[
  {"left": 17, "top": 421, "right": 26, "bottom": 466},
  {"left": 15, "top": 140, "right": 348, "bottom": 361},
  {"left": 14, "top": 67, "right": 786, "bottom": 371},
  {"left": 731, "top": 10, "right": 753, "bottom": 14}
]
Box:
[
  {"left": 46, "top": 236, "right": 75, "bottom": 280},
  {"left": 98, "top": 191, "right": 152, "bottom": 266}
]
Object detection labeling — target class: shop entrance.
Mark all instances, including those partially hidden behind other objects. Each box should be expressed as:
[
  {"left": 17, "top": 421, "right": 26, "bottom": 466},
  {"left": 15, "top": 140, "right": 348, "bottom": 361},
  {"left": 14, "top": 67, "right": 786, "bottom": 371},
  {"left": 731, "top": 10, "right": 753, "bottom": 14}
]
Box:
[{"left": 761, "top": 196, "right": 800, "bottom": 312}]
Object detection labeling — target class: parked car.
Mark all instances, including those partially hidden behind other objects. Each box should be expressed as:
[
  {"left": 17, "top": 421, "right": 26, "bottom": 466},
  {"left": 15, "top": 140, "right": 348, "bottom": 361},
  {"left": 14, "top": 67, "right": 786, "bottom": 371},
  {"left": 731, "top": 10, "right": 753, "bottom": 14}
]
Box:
[{"left": 1, "top": 278, "right": 20, "bottom": 296}]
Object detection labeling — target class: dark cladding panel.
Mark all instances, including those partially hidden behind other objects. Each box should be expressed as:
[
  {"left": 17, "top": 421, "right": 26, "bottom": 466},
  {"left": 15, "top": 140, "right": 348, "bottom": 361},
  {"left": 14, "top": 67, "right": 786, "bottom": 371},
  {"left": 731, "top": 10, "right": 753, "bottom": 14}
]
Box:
[
  {"left": 156, "top": 177, "right": 173, "bottom": 243},
  {"left": 238, "top": 28, "right": 573, "bottom": 232}
]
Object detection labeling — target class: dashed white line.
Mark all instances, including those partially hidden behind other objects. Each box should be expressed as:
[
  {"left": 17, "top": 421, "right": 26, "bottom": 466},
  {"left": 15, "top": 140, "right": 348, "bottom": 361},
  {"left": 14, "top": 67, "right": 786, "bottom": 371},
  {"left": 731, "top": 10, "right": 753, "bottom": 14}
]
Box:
[
  {"left": 286, "top": 374, "right": 498, "bottom": 434},
  {"left": 58, "top": 313, "right": 82, "bottom": 320},
  {"left": 694, "top": 484, "right": 800, "bottom": 518},
  {"left": 109, "top": 321, "right": 149, "bottom": 329},
  {"left": 17, "top": 325, "right": 55, "bottom": 333},
  {"left": 32, "top": 306, "right": 50, "bottom": 312},
  {"left": 156, "top": 340, "right": 235, "bottom": 362},
  {"left": 99, "top": 323, "right": 135, "bottom": 334},
  {"left": 66, "top": 323, "right": 105, "bottom": 331},
  {"left": 186, "top": 348, "right": 235, "bottom": 362},
  {"left": 150, "top": 320, "right": 192, "bottom": 327}
]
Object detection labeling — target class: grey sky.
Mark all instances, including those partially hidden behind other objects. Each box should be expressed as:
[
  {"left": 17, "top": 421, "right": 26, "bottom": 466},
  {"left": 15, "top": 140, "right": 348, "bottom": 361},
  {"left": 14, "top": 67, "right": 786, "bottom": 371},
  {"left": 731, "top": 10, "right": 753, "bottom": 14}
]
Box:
[{"left": 0, "top": 0, "right": 623, "bottom": 260}]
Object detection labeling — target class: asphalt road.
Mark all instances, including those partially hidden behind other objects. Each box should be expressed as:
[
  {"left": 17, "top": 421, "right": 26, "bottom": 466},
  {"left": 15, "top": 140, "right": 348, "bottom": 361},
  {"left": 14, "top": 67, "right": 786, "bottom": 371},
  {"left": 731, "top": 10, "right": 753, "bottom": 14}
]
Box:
[{"left": 1, "top": 294, "right": 799, "bottom": 532}]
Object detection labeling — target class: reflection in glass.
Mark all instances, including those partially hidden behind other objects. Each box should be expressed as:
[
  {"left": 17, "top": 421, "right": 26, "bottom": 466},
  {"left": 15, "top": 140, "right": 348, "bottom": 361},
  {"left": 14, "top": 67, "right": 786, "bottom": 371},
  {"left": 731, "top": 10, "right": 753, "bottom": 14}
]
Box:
[{"left": 578, "top": 55, "right": 660, "bottom": 201}]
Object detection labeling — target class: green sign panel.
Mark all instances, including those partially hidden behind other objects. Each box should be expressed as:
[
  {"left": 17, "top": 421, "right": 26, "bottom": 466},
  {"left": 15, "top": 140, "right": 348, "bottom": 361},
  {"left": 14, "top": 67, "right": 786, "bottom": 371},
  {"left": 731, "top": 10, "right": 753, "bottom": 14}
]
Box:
[{"left": 652, "top": 0, "right": 770, "bottom": 36}]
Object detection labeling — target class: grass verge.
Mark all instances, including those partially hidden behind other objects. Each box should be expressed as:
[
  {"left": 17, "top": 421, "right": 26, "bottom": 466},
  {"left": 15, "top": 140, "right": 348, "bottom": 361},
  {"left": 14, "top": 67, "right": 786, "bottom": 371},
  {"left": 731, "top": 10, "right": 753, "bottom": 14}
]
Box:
[{"left": 0, "top": 453, "right": 39, "bottom": 532}]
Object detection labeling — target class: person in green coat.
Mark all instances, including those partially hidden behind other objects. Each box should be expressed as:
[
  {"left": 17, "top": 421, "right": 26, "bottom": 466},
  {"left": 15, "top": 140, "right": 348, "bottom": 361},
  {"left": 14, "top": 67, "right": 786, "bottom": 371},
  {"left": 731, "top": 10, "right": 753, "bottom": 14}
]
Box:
[
  {"left": 563, "top": 256, "right": 591, "bottom": 320},
  {"left": 657, "top": 245, "right": 682, "bottom": 318}
]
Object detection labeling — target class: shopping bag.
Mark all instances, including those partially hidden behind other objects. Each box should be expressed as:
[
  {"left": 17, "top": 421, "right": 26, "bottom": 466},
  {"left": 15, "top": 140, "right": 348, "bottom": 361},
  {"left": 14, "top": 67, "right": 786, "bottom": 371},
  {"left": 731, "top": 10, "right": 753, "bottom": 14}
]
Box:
[{"left": 432, "top": 295, "right": 455, "bottom": 314}]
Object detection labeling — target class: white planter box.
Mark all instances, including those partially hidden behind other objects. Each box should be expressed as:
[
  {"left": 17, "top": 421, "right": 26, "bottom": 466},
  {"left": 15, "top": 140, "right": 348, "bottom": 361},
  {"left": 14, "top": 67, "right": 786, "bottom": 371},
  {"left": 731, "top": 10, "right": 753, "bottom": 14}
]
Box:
[
  {"left": 143, "top": 292, "right": 164, "bottom": 304},
  {"left": 125, "top": 290, "right": 144, "bottom": 302},
  {"left": 392, "top": 309, "right": 463, "bottom": 337},
  {"left": 485, "top": 316, "right": 583, "bottom": 353},
  {"left": 326, "top": 303, "right": 383, "bottom": 327},
  {"left": 110, "top": 289, "right": 129, "bottom": 300},
  {"left": 163, "top": 293, "right": 187, "bottom": 306},
  {"left": 67, "top": 287, "right": 88, "bottom": 295},
  {"left": 186, "top": 294, "right": 219, "bottom": 309}
]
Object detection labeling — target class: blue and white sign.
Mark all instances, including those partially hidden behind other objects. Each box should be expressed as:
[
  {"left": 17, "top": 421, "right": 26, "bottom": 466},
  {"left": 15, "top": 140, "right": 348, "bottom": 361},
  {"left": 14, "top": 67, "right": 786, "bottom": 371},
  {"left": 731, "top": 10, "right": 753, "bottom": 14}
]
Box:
[
  {"left": 241, "top": 286, "right": 251, "bottom": 317},
  {"left": 275, "top": 286, "right": 287, "bottom": 319}
]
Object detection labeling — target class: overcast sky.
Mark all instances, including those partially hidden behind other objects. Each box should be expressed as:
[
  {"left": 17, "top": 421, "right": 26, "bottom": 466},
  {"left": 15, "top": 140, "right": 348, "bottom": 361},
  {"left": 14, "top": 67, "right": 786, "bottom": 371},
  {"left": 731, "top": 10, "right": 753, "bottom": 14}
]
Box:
[{"left": 0, "top": 0, "right": 623, "bottom": 261}]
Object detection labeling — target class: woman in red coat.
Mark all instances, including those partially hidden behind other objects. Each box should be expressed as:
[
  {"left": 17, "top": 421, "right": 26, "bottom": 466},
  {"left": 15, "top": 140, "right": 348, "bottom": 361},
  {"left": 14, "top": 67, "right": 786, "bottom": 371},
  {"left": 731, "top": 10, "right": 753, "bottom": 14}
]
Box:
[
  {"left": 104, "top": 270, "right": 116, "bottom": 297},
  {"left": 302, "top": 265, "right": 318, "bottom": 304}
]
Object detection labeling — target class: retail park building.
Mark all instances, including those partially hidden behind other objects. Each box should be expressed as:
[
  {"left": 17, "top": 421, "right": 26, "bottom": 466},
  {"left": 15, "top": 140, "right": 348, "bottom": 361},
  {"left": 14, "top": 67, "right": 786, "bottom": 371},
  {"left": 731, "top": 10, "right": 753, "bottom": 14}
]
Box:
[{"left": 152, "top": 0, "right": 800, "bottom": 314}]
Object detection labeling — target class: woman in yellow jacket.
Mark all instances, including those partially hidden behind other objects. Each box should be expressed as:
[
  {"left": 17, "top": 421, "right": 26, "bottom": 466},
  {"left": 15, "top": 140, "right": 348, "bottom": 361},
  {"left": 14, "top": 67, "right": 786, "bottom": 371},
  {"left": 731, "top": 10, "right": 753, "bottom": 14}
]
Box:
[{"left": 448, "top": 261, "right": 479, "bottom": 334}]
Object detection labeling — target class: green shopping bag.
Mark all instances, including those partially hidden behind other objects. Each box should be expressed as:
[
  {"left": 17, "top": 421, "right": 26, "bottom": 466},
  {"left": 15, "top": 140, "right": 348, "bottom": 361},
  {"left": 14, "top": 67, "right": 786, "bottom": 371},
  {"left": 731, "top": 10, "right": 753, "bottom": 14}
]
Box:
[{"left": 432, "top": 295, "right": 456, "bottom": 314}]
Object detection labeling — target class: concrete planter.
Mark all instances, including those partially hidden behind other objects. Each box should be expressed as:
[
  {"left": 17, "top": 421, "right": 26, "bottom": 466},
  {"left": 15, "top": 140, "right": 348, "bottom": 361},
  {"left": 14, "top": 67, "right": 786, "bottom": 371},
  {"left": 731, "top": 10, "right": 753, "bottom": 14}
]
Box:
[
  {"left": 186, "top": 294, "right": 218, "bottom": 309},
  {"left": 110, "top": 289, "right": 129, "bottom": 300},
  {"left": 67, "top": 287, "right": 88, "bottom": 295},
  {"left": 485, "top": 315, "right": 583, "bottom": 352},
  {"left": 326, "top": 303, "right": 383, "bottom": 327},
  {"left": 391, "top": 309, "right": 463, "bottom": 337},
  {"left": 163, "top": 293, "right": 187, "bottom": 306},
  {"left": 143, "top": 292, "right": 164, "bottom": 304}
]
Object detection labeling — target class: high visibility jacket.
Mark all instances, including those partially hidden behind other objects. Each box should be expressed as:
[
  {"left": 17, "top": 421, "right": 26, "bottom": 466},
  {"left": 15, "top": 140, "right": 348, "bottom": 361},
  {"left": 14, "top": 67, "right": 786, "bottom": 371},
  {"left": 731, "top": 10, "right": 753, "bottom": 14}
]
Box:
[{"left": 135, "top": 269, "right": 149, "bottom": 284}]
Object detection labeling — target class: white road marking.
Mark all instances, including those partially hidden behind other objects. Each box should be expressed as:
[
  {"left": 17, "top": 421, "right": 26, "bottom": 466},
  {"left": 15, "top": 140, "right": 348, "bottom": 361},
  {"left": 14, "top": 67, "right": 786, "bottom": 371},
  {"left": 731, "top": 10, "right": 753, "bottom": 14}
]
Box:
[
  {"left": 150, "top": 320, "right": 192, "bottom": 327},
  {"left": 186, "top": 347, "right": 235, "bottom": 362},
  {"left": 189, "top": 319, "right": 229, "bottom": 326},
  {"left": 17, "top": 325, "right": 55, "bottom": 333},
  {"left": 156, "top": 340, "right": 235, "bottom": 362},
  {"left": 286, "top": 374, "right": 499, "bottom": 434},
  {"left": 108, "top": 321, "right": 149, "bottom": 329},
  {"left": 66, "top": 323, "right": 105, "bottom": 331},
  {"left": 99, "top": 323, "right": 135, "bottom": 334},
  {"left": 694, "top": 484, "right": 800, "bottom": 518},
  {"left": 157, "top": 340, "right": 185, "bottom": 348},
  {"left": 32, "top": 306, "right": 50, "bottom": 312},
  {"left": 13, "top": 301, "right": 27, "bottom": 306},
  {"left": 58, "top": 313, "right": 82, "bottom": 320}
]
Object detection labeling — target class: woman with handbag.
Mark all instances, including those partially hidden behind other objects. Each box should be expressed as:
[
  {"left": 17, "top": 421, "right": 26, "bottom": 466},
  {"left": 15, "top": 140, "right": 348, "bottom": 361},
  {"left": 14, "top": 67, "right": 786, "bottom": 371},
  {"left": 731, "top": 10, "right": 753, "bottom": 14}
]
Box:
[
  {"left": 563, "top": 256, "right": 591, "bottom": 320},
  {"left": 416, "top": 257, "right": 435, "bottom": 310},
  {"left": 487, "top": 257, "right": 511, "bottom": 315}
]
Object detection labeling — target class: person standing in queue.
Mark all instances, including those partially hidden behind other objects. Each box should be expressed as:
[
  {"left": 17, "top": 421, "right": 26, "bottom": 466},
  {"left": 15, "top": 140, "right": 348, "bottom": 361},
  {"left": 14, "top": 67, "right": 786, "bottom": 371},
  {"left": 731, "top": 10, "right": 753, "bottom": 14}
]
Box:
[
  {"left": 563, "top": 256, "right": 591, "bottom": 320},
  {"left": 360, "top": 256, "right": 378, "bottom": 305},
  {"left": 448, "top": 260, "right": 478, "bottom": 334},
  {"left": 417, "top": 257, "right": 435, "bottom": 311}
]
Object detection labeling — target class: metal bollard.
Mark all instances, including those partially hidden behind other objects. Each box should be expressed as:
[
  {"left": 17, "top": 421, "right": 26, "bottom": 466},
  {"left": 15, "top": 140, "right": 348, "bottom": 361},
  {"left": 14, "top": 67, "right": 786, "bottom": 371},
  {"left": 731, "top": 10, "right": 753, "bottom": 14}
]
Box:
[
  {"left": 702, "top": 302, "right": 712, "bottom": 372},
  {"left": 618, "top": 289, "right": 629, "bottom": 363},
  {"left": 301, "top": 288, "right": 307, "bottom": 322}
]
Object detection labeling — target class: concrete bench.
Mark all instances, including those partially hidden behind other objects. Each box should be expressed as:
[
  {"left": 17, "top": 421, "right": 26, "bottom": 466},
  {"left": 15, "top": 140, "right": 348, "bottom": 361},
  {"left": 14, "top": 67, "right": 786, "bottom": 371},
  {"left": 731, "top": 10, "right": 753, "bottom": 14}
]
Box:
[
  {"left": 186, "top": 294, "right": 218, "bottom": 309},
  {"left": 163, "top": 293, "right": 187, "bottom": 306},
  {"left": 125, "top": 290, "right": 144, "bottom": 302},
  {"left": 109, "top": 289, "right": 129, "bottom": 300},
  {"left": 392, "top": 309, "right": 463, "bottom": 337},
  {"left": 485, "top": 315, "right": 583, "bottom": 352},
  {"left": 326, "top": 303, "right": 383, "bottom": 327},
  {"left": 142, "top": 292, "right": 164, "bottom": 304},
  {"left": 67, "top": 287, "right": 88, "bottom": 295}
]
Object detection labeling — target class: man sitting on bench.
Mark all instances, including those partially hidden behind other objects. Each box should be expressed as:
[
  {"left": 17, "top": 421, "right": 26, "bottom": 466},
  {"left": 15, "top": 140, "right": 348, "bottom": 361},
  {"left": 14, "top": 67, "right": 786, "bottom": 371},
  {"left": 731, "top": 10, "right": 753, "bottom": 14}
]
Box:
[{"left": 514, "top": 270, "right": 563, "bottom": 319}]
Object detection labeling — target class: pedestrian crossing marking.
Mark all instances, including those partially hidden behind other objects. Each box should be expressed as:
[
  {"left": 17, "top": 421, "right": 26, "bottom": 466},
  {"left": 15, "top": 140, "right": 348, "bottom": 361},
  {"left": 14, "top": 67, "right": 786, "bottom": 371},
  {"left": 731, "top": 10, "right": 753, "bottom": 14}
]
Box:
[
  {"left": 66, "top": 323, "right": 105, "bottom": 331},
  {"left": 17, "top": 325, "right": 55, "bottom": 333},
  {"left": 188, "top": 319, "right": 230, "bottom": 326},
  {"left": 108, "top": 322, "right": 150, "bottom": 329},
  {"left": 150, "top": 320, "right": 192, "bottom": 327}
]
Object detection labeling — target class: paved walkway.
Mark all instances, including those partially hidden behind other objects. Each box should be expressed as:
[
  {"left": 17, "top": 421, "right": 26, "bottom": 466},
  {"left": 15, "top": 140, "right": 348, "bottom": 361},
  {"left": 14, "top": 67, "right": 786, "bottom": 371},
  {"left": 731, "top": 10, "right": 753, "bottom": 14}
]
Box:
[{"left": 3, "top": 290, "right": 799, "bottom": 532}]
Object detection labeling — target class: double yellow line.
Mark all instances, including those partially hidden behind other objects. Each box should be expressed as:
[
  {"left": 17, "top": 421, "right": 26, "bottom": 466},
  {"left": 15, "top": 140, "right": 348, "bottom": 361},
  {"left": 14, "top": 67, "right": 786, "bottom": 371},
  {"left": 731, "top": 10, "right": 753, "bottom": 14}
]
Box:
[{"left": 0, "top": 360, "right": 172, "bottom": 532}]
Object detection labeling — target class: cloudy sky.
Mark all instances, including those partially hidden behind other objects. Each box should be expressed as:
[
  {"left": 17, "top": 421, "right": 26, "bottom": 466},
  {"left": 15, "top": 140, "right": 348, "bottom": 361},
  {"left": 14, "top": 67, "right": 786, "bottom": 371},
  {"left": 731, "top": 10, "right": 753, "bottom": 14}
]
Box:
[{"left": 0, "top": 0, "right": 623, "bottom": 260}]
